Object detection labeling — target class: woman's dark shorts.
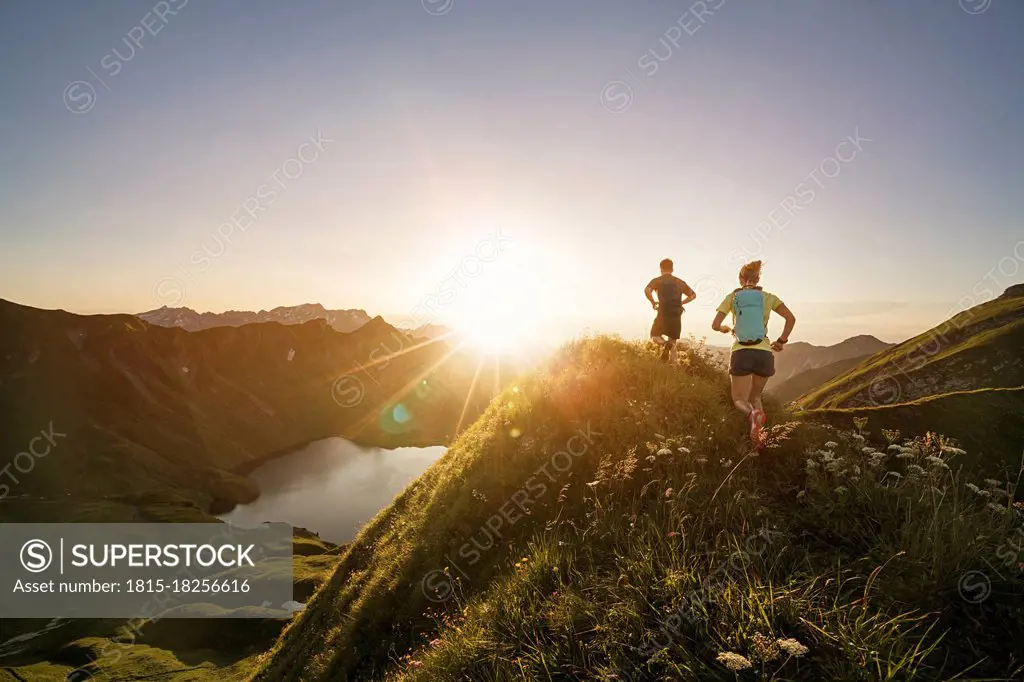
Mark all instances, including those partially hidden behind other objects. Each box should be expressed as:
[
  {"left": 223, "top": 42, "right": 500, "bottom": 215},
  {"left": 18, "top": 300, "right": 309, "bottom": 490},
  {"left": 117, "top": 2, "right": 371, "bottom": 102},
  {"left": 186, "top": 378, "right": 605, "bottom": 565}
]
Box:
[{"left": 730, "top": 348, "right": 775, "bottom": 377}]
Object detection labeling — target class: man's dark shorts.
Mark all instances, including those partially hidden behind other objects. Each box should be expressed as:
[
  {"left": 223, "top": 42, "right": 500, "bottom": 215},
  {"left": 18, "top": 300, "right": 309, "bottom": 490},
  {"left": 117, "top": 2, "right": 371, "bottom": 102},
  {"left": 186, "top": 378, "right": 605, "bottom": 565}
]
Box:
[
  {"left": 650, "top": 313, "right": 681, "bottom": 341},
  {"left": 729, "top": 349, "right": 775, "bottom": 377}
]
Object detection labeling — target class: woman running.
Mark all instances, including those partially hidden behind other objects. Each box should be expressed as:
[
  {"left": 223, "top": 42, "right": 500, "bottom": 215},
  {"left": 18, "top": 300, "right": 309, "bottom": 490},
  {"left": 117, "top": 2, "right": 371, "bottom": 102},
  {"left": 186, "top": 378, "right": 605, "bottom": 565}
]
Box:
[{"left": 711, "top": 260, "right": 796, "bottom": 445}]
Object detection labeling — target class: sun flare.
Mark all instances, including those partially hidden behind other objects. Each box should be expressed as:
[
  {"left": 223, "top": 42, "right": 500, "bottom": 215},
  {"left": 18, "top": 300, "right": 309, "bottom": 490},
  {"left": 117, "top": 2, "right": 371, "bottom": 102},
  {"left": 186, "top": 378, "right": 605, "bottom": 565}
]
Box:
[{"left": 444, "top": 238, "right": 551, "bottom": 355}]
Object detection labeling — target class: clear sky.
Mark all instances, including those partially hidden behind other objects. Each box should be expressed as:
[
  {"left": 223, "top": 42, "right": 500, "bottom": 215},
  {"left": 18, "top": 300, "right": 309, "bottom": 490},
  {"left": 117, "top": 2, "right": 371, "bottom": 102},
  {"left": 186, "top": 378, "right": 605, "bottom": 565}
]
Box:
[{"left": 1, "top": 0, "right": 1022, "bottom": 347}]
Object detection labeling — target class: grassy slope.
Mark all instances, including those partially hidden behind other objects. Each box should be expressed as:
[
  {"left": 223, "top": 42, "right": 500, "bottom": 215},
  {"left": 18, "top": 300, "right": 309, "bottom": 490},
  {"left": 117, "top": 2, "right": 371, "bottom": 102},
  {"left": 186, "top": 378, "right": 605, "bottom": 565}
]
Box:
[
  {"left": 770, "top": 355, "right": 872, "bottom": 406},
  {"left": 251, "top": 338, "right": 1024, "bottom": 681},
  {"left": 805, "top": 387, "right": 1024, "bottom": 475},
  {"left": 799, "top": 294, "right": 1024, "bottom": 409}
]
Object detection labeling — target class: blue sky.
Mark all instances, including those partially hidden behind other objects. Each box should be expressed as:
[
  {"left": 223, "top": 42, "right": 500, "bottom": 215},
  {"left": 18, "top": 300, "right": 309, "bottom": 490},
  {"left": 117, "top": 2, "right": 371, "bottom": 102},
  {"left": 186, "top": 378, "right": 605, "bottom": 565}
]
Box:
[{"left": 1, "top": 0, "right": 1021, "bottom": 345}]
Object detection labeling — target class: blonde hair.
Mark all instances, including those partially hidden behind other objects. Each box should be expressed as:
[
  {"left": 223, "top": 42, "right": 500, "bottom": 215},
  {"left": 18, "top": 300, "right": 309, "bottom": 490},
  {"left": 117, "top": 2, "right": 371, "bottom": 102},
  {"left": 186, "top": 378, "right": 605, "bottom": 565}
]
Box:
[{"left": 739, "top": 260, "right": 762, "bottom": 286}]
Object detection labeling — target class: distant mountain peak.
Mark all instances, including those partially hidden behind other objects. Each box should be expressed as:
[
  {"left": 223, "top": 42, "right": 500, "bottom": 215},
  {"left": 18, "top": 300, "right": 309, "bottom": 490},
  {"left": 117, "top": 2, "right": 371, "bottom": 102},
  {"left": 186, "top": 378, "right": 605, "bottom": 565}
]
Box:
[{"left": 136, "top": 303, "right": 373, "bottom": 334}]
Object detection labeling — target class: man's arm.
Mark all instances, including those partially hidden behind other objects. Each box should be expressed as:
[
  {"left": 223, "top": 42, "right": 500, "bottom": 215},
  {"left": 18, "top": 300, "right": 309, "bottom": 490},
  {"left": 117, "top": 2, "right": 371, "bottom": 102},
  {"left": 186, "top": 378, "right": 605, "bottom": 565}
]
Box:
[
  {"left": 644, "top": 280, "right": 658, "bottom": 310},
  {"left": 679, "top": 279, "right": 697, "bottom": 307},
  {"left": 771, "top": 302, "right": 796, "bottom": 351}
]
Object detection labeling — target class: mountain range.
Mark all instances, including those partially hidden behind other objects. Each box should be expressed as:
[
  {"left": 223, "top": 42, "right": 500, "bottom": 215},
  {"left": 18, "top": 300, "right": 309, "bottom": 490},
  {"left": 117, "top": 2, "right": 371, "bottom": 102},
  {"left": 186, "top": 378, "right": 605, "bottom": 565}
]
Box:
[
  {"left": 137, "top": 303, "right": 372, "bottom": 333},
  {"left": 0, "top": 298, "right": 494, "bottom": 522}
]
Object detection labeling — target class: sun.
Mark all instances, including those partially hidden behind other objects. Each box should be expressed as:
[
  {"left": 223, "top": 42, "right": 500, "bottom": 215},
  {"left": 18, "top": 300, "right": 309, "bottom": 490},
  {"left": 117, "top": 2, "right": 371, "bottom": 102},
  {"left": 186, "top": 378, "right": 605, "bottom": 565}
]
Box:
[{"left": 445, "top": 241, "right": 548, "bottom": 355}]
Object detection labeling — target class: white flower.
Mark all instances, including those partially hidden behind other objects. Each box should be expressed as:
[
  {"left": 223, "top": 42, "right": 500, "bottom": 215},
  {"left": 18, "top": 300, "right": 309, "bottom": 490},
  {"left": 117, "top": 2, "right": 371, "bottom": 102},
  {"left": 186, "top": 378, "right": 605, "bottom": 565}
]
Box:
[
  {"left": 887, "top": 444, "right": 902, "bottom": 453},
  {"left": 987, "top": 502, "right": 1008, "bottom": 514},
  {"left": 716, "top": 652, "right": 752, "bottom": 671},
  {"left": 776, "top": 638, "right": 809, "bottom": 657},
  {"left": 966, "top": 483, "right": 980, "bottom": 493},
  {"left": 677, "top": 446, "right": 691, "bottom": 455},
  {"left": 657, "top": 448, "right": 672, "bottom": 456},
  {"left": 924, "top": 456, "right": 950, "bottom": 470},
  {"left": 824, "top": 441, "right": 839, "bottom": 449},
  {"left": 797, "top": 490, "right": 806, "bottom": 498},
  {"left": 898, "top": 446, "right": 917, "bottom": 455},
  {"left": 985, "top": 479, "right": 1001, "bottom": 488},
  {"left": 835, "top": 486, "right": 848, "bottom": 494},
  {"left": 896, "top": 452, "right": 915, "bottom": 460},
  {"left": 907, "top": 465, "right": 925, "bottom": 476},
  {"left": 806, "top": 458, "right": 819, "bottom": 469},
  {"left": 941, "top": 446, "right": 966, "bottom": 456},
  {"left": 862, "top": 446, "right": 877, "bottom": 454},
  {"left": 852, "top": 433, "right": 866, "bottom": 441},
  {"left": 977, "top": 489, "right": 992, "bottom": 499}
]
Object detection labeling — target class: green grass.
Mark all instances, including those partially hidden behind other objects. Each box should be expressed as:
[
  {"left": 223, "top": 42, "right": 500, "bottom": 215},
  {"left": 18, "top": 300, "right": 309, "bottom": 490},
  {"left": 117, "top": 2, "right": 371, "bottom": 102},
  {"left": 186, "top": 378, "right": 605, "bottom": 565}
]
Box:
[
  {"left": 249, "top": 337, "right": 1024, "bottom": 681},
  {"left": 804, "top": 387, "right": 1024, "bottom": 477}
]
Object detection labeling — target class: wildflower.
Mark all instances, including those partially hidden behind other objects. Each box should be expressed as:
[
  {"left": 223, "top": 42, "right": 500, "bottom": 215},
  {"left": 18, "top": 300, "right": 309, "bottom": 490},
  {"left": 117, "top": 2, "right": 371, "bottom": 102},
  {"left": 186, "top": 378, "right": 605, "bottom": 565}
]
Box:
[
  {"left": 924, "top": 455, "right": 948, "bottom": 469},
  {"left": 887, "top": 444, "right": 902, "bottom": 453},
  {"left": 985, "top": 479, "right": 1001, "bottom": 488},
  {"left": 805, "top": 459, "right": 819, "bottom": 469},
  {"left": 977, "top": 489, "right": 992, "bottom": 499},
  {"left": 751, "top": 633, "right": 781, "bottom": 662},
  {"left": 657, "top": 448, "right": 672, "bottom": 456},
  {"left": 862, "top": 446, "right": 877, "bottom": 454},
  {"left": 716, "top": 652, "right": 752, "bottom": 671},
  {"left": 987, "top": 502, "right": 1008, "bottom": 514},
  {"left": 966, "top": 483, "right": 980, "bottom": 494},
  {"left": 665, "top": 488, "right": 674, "bottom": 498},
  {"left": 851, "top": 465, "right": 861, "bottom": 476},
  {"left": 941, "top": 446, "right": 967, "bottom": 456},
  {"left": 646, "top": 455, "right": 656, "bottom": 463},
  {"left": 907, "top": 465, "right": 925, "bottom": 476},
  {"left": 824, "top": 441, "right": 839, "bottom": 449},
  {"left": 796, "top": 490, "right": 806, "bottom": 499},
  {"left": 678, "top": 446, "right": 691, "bottom": 455},
  {"left": 722, "top": 459, "right": 733, "bottom": 468},
  {"left": 776, "top": 637, "right": 809, "bottom": 657},
  {"left": 896, "top": 452, "right": 915, "bottom": 460},
  {"left": 835, "top": 486, "right": 848, "bottom": 494}
]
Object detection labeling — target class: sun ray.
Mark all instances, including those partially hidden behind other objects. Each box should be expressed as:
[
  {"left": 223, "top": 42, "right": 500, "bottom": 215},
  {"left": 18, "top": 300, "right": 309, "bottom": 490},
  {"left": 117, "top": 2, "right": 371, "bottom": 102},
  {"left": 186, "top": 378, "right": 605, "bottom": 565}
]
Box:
[
  {"left": 333, "top": 331, "right": 458, "bottom": 379},
  {"left": 344, "top": 341, "right": 465, "bottom": 440},
  {"left": 455, "top": 353, "right": 485, "bottom": 436}
]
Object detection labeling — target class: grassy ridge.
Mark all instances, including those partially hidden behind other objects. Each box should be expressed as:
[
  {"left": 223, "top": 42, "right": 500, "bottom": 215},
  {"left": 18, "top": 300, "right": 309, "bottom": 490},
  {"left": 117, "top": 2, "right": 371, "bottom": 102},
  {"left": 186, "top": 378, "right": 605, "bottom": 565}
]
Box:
[
  {"left": 251, "top": 338, "right": 1024, "bottom": 681},
  {"left": 799, "top": 293, "right": 1024, "bottom": 409},
  {"left": 771, "top": 355, "right": 873, "bottom": 406}
]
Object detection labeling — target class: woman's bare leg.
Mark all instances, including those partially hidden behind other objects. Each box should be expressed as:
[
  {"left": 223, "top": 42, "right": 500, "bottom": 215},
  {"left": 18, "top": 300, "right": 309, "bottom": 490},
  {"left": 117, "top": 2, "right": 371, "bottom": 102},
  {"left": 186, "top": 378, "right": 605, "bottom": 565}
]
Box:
[
  {"left": 750, "top": 375, "right": 770, "bottom": 413},
  {"left": 730, "top": 375, "right": 754, "bottom": 415}
]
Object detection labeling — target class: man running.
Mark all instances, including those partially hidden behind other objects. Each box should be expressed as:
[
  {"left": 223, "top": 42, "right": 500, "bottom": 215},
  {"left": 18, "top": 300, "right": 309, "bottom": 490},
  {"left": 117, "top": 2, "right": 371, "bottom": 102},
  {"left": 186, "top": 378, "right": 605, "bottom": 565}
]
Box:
[{"left": 645, "top": 258, "right": 696, "bottom": 362}]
